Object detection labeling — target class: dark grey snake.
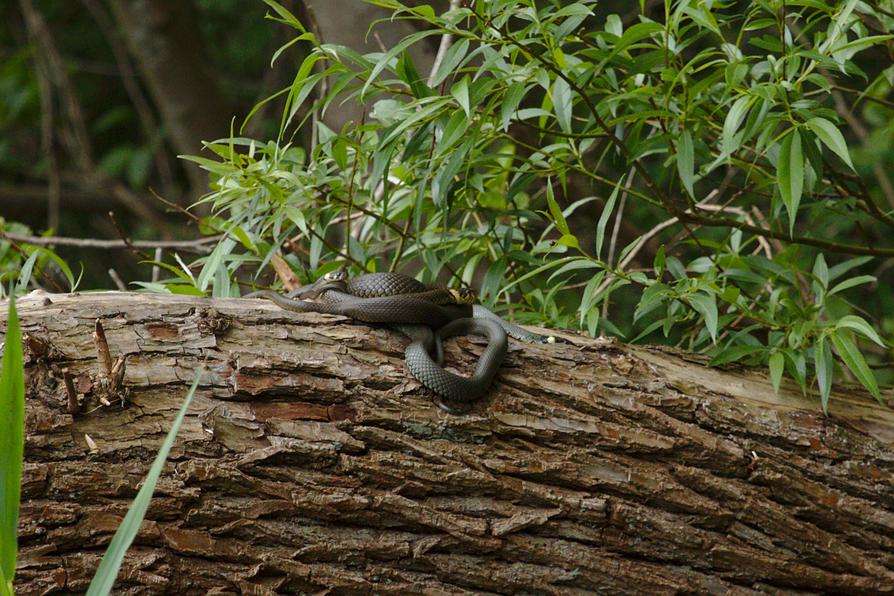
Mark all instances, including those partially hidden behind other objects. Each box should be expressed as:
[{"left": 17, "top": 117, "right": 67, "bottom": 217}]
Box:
[{"left": 247, "top": 272, "right": 554, "bottom": 411}]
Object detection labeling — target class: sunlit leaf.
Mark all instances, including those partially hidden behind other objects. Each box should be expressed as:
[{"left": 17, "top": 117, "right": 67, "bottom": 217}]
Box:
[
  {"left": 835, "top": 315, "right": 886, "bottom": 347},
  {"left": 804, "top": 117, "right": 854, "bottom": 170}
]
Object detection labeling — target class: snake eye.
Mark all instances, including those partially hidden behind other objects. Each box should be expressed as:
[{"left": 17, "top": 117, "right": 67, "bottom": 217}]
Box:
[{"left": 323, "top": 270, "right": 346, "bottom": 281}]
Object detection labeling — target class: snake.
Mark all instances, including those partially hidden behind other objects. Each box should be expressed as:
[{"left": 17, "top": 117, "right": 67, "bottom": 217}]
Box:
[{"left": 247, "top": 271, "right": 554, "bottom": 411}]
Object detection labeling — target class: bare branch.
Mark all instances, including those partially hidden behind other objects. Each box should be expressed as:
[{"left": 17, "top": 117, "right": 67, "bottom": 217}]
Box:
[
  {"left": 427, "top": 0, "right": 462, "bottom": 88},
  {"left": 3, "top": 232, "right": 221, "bottom": 253}
]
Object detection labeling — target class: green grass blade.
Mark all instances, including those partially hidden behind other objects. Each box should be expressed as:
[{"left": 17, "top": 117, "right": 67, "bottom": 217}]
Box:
[
  {"left": 1, "top": 565, "right": 11, "bottom": 596},
  {"left": 0, "top": 292, "right": 24, "bottom": 592},
  {"left": 86, "top": 371, "right": 202, "bottom": 596}
]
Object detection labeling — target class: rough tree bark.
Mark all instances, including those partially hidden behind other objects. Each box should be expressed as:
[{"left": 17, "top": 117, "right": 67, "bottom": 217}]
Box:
[{"left": 6, "top": 292, "right": 894, "bottom": 594}]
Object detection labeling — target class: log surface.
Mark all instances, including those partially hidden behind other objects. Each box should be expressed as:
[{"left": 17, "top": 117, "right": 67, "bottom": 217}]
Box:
[{"left": 5, "top": 291, "right": 894, "bottom": 594}]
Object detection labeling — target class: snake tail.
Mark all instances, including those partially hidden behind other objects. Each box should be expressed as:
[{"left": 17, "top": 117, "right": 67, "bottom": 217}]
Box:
[{"left": 472, "top": 304, "right": 556, "bottom": 344}]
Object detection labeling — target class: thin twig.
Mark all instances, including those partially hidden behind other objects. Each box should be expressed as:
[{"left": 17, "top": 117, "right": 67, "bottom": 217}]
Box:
[
  {"left": 108, "top": 211, "right": 150, "bottom": 260},
  {"left": 344, "top": 110, "right": 365, "bottom": 251},
  {"left": 151, "top": 248, "right": 162, "bottom": 283},
  {"left": 3, "top": 232, "right": 221, "bottom": 252},
  {"left": 149, "top": 188, "right": 202, "bottom": 223},
  {"left": 108, "top": 268, "right": 126, "bottom": 291},
  {"left": 602, "top": 167, "right": 635, "bottom": 320}
]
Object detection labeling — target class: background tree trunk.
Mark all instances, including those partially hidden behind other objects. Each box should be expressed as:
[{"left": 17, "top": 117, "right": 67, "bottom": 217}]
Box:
[
  {"left": 305, "top": 0, "right": 439, "bottom": 132},
  {"left": 7, "top": 292, "right": 894, "bottom": 594},
  {"left": 107, "top": 0, "right": 232, "bottom": 198}
]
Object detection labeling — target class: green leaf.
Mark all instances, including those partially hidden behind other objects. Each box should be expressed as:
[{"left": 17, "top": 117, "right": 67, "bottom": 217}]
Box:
[
  {"left": 653, "top": 245, "right": 666, "bottom": 275},
  {"left": 815, "top": 336, "right": 833, "bottom": 414},
  {"left": 778, "top": 130, "right": 804, "bottom": 235},
  {"left": 500, "top": 83, "right": 527, "bottom": 131},
  {"left": 547, "top": 257, "right": 600, "bottom": 283},
  {"left": 558, "top": 233, "right": 579, "bottom": 248},
  {"left": 827, "top": 275, "right": 876, "bottom": 296},
  {"left": 263, "top": 0, "right": 306, "bottom": 31},
  {"left": 269, "top": 31, "right": 316, "bottom": 66},
  {"left": 812, "top": 252, "right": 828, "bottom": 290},
  {"left": 0, "top": 293, "right": 24, "bottom": 590},
  {"left": 804, "top": 117, "right": 854, "bottom": 170},
  {"left": 545, "top": 181, "right": 569, "bottom": 235},
  {"left": 677, "top": 130, "right": 695, "bottom": 197},
  {"left": 818, "top": 0, "right": 859, "bottom": 54},
  {"left": 500, "top": 256, "right": 579, "bottom": 296},
  {"left": 332, "top": 138, "right": 348, "bottom": 170},
  {"left": 15, "top": 251, "right": 38, "bottom": 293},
  {"left": 451, "top": 75, "right": 471, "bottom": 118},
  {"left": 440, "top": 109, "right": 469, "bottom": 152},
  {"left": 284, "top": 205, "right": 308, "bottom": 235},
  {"left": 634, "top": 283, "right": 669, "bottom": 323},
  {"left": 430, "top": 38, "right": 470, "bottom": 87},
  {"left": 86, "top": 371, "right": 203, "bottom": 595},
  {"left": 552, "top": 77, "right": 572, "bottom": 133},
  {"left": 197, "top": 238, "right": 236, "bottom": 292},
  {"left": 828, "top": 256, "right": 873, "bottom": 282},
  {"left": 610, "top": 22, "right": 663, "bottom": 57},
  {"left": 395, "top": 50, "right": 429, "bottom": 98},
  {"left": 721, "top": 95, "right": 752, "bottom": 156},
  {"left": 835, "top": 315, "right": 886, "bottom": 347},
  {"left": 769, "top": 351, "right": 784, "bottom": 395},
  {"left": 361, "top": 29, "right": 439, "bottom": 99},
  {"left": 688, "top": 291, "right": 718, "bottom": 343},
  {"left": 830, "top": 331, "right": 881, "bottom": 401},
  {"left": 578, "top": 270, "right": 607, "bottom": 326},
  {"left": 605, "top": 14, "right": 623, "bottom": 36}
]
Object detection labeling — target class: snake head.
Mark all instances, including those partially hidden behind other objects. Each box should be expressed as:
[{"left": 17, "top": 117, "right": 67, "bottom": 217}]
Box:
[
  {"left": 290, "top": 270, "right": 348, "bottom": 299},
  {"left": 448, "top": 288, "right": 478, "bottom": 304},
  {"left": 322, "top": 270, "right": 347, "bottom": 282}
]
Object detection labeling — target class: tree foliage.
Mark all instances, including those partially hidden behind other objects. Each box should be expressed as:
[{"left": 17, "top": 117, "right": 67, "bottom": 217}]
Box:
[{"left": 175, "top": 0, "right": 894, "bottom": 410}]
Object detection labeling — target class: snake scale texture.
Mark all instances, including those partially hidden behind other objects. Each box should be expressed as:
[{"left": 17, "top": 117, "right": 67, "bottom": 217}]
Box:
[{"left": 247, "top": 272, "right": 554, "bottom": 411}]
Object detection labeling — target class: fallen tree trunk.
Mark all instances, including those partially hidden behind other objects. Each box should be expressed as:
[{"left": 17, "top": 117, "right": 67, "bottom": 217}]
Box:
[{"left": 6, "top": 291, "right": 894, "bottom": 594}]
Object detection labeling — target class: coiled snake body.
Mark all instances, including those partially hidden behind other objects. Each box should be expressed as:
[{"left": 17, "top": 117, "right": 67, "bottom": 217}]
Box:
[{"left": 248, "top": 272, "right": 554, "bottom": 410}]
